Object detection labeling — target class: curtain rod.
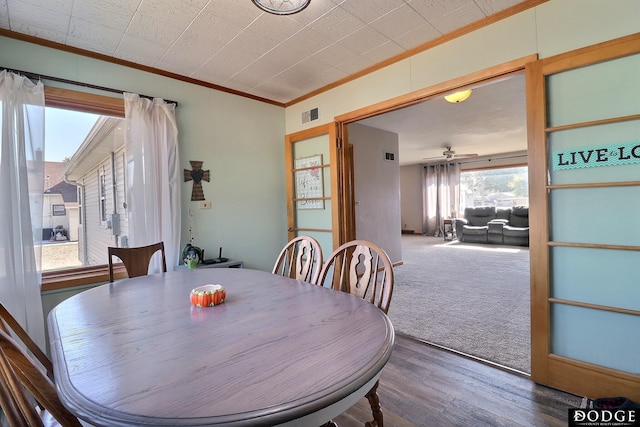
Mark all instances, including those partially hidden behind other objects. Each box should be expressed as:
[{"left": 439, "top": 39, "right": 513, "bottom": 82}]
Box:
[
  {"left": 459, "top": 153, "right": 527, "bottom": 164},
  {"left": 423, "top": 153, "right": 527, "bottom": 167},
  {"left": 1, "top": 66, "right": 178, "bottom": 106}
]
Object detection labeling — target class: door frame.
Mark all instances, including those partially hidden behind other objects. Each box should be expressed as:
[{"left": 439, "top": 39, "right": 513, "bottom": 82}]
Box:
[{"left": 284, "top": 122, "right": 344, "bottom": 249}]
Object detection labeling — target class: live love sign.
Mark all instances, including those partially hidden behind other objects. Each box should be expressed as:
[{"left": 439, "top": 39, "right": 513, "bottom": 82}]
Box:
[{"left": 553, "top": 142, "right": 640, "bottom": 170}]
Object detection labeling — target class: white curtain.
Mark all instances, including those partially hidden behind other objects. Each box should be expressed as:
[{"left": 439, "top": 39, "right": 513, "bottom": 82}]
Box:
[
  {"left": 0, "top": 70, "right": 46, "bottom": 348},
  {"left": 124, "top": 93, "right": 181, "bottom": 271},
  {"left": 422, "top": 162, "right": 460, "bottom": 236}
]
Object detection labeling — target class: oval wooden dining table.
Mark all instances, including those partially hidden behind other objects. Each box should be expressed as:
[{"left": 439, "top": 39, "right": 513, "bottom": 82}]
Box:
[{"left": 48, "top": 268, "right": 395, "bottom": 427}]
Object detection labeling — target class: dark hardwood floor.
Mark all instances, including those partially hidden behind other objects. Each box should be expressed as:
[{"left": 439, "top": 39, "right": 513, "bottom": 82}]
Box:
[{"left": 333, "top": 334, "right": 583, "bottom": 427}]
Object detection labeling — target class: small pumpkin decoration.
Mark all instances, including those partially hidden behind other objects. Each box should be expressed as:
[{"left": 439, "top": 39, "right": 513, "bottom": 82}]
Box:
[{"left": 190, "top": 284, "right": 226, "bottom": 307}]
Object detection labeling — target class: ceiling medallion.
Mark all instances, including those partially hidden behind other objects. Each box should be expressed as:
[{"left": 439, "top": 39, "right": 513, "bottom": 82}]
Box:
[{"left": 252, "top": 0, "right": 311, "bottom": 15}]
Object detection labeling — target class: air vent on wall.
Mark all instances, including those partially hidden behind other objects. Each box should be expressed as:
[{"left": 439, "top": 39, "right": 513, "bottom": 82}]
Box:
[{"left": 301, "top": 107, "right": 319, "bottom": 124}]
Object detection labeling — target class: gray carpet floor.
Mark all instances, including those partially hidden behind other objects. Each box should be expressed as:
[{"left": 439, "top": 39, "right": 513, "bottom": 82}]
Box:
[{"left": 387, "top": 235, "right": 531, "bottom": 373}]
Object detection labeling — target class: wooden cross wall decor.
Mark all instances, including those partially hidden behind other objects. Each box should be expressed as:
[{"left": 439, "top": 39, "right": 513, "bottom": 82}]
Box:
[{"left": 184, "top": 160, "right": 210, "bottom": 201}]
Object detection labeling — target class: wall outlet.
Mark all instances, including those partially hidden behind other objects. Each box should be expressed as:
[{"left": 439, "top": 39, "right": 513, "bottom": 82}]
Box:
[{"left": 199, "top": 201, "right": 211, "bottom": 209}]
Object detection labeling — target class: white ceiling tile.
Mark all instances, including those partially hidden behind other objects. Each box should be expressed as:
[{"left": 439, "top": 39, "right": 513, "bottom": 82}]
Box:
[
  {"left": 65, "top": 36, "right": 117, "bottom": 56},
  {"left": 337, "top": 25, "right": 388, "bottom": 55},
  {"left": 7, "top": 21, "right": 67, "bottom": 43},
  {"left": 248, "top": 14, "right": 304, "bottom": 43},
  {"left": 251, "top": 80, "right": 300, "bottom": 103},
  {"left": 160, "top": 38, "right": 215, "bottom": 71},
  {"left": 153, "top": 59, "right": 194, "bottom": 78},
  {"left": 287, "top": 0, "right": 340, "bottom": 26},
  {"left": 429, "top": 2, "right": 485, "bottom": 34},
  {"left": 68, "top": 18, "right": 123, "bottom": 54},
  {"left": 369, "top": 4, "right": 428, "bottom": 40},
  {"left": 393, "top": 22, "right": 440, "bottom": 50},
  {"left": 276, "top": 27, "right": 333, "bottom": 58},
  {"left": 206, "top": 45, "right": 260, "bottom": 78},
  {"left": 0, "top": 0, "right": 8, "bottom": 28},
  {"left": 127, "top": 11, "right": 188, "bottom": 47},
  {"left": 7, "top": 0, "right": 73, "bottom": 15},
  {"left": 474, "top": 0, "right": 522, "bottom": 16},
  {"left": 191, "top": 62, "right": 235, "bottom": 84},
  {"left": 225, "top": 28, "right": 280, "bottom": 57},
  {"left": 338, "top": 0, "right": 406, "bottom": 24},
  {"left": 71, "top": 0, "right": 134, "bottom": 31},
  {"left": 202, "top": 0, "right": 262, "bottom": 28},
  {"left": 407, "top": 0, "right": 472, "bottom": 22},
  {"left": 7, "top": 0, "right": 70, "bottom": 34},
  {"left": 136, "top": 0, "right": 202, "bottom": 26},
  {"left": 115, "top": 34, "right": 170, "bottom": 65},
  {"left": 186, "top": 10, "right": 245, "bottom": 45},
  {"left": 334, "top": 53, "right": 375, "bottom": 75},
  {"left": 258, "top": 45, "right": 305, "bottom": 71},
  {"left": 276, "top": 58, "right": 332, "bottom": 87},
  {"left": 97, "top": 0, "right": 143, "bottom": 14},
  {"left": 180, "top": 0, "right": 210, "bottom": 9},
  {"left": 298, "top": 66, "right": 348, "bottom": 90},
  {"left": 310, "top": 42, "right": 359, "bottom": 68},
  {"left": 309, "top": 6, "right": 365, "bottom": 42},
  {"left": 362, "top": 40, "right": 405, "bottom": 63}
]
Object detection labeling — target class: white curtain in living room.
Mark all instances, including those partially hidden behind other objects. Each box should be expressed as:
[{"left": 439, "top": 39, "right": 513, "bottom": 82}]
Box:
[
  {"left": 124, "top": 93, "right": 181, "bottom": 271},
  {"left": 422, "top": 162, "right": 460, "bottom": 236},
  {"left": 0, "top": 70, "right": 46, "bottom": 348}
]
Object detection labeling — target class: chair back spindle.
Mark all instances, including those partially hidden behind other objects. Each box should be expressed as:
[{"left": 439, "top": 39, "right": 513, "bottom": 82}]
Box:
[{"left": 272, "top": 236, "right": 323, "bottom": 284}]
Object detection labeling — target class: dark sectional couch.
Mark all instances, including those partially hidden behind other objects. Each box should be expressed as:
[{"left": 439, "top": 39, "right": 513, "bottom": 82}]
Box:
[{"left": 454, "top": 206, "right": 529, "bottom": 246}]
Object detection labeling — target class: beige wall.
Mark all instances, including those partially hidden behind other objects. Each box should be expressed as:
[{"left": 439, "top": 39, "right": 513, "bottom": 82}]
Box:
[
  {"left": 349, "top": 123, "right": 401, "bottom": 262},
  {"left": 400, "top": 165, "right": 423, "bottom": 234}
]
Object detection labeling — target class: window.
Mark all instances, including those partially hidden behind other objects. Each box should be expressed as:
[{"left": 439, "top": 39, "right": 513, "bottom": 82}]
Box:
[
  {"left": 41, "top": 87, "right": 125, "bottom": 284},
  {"left": 459, "top": 166, "right": 528, "bottom": 212},
  {"left": 99, "top": 169, "right": 107, "bottom": 224}
]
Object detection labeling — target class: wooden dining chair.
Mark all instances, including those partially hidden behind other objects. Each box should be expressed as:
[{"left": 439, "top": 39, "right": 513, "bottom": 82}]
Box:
[
  {"left": 0, "top": 302, "right": 53, "bottom": 379},
  {"left": 317, "top": 239, "right": 394, "bottom": 427},
  {"left": 108, "top": 241, "right": 167, "bottom": 282},
  {"left": 272, "top": 235, "right": 323, "bottom": 284},
  {"left": 0, "top": 330, "right": 83, "bottom": 426}
]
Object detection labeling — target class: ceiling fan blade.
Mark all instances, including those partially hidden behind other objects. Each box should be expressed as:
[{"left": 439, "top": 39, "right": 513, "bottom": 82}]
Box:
[{"left": 454, "top": 153, "right": 478, "bottom": 159}]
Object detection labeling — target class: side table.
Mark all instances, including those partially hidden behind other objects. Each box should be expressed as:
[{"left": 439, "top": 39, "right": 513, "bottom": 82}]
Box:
[
  {"left": 181, "top": 259, "right": 244, "bottom": 269},
  {"left": 443, "top": 219, "right": 455, "bottom": 241}
]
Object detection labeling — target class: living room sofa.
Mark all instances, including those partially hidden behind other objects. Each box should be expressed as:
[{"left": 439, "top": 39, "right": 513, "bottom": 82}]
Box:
[{"left": 454, "top": 206, "right": 529, "bottom": 246}]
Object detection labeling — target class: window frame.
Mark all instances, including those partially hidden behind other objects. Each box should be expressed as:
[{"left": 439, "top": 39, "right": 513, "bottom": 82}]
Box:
[{"left": 41, "top": 87, "right": 127, "bottom": 291}]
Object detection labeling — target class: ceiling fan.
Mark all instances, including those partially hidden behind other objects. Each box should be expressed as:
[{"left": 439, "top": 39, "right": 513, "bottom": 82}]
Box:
[{"left": 423, "top": 146, "right": 478, "bottom": 162}]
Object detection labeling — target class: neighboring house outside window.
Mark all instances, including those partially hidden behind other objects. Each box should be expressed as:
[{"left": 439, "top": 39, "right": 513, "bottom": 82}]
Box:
[{"left": 64, "top": 116, "right": 129, "bottom": 267}]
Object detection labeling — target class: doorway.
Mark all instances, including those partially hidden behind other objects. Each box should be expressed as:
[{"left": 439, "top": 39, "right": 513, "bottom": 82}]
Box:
[{"left": 338, "top": 69, "right": 532, "bottom": 373}]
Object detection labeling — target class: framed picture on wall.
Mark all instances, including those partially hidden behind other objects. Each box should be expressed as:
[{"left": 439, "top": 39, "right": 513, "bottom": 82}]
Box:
[
  {"left": 52, "top": 204, "right": 66, "bottom": 216},
  {"left": 294, "top": 154, "right": 324, "bottom": 209}
]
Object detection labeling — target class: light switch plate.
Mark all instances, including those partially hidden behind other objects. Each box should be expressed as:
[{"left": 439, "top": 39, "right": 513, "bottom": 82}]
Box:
[{"left": 199, "top": 201, "right": 211, "bottom": 209}]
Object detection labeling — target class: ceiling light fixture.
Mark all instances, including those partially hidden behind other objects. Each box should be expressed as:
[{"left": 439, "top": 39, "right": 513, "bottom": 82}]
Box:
[
  {"left": 444, "top": 89, "right": 473, "bottom": 103},
  {"left": 252, "top": 0, "right": 311, "bottom": 15}
]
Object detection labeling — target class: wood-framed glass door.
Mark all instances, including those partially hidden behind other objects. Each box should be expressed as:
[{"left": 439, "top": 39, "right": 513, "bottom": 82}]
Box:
[
  {"left": 527, "top": 33, "right": 640, "bottom": 400},
  {"left": 285, "top": 123, "right": 347, "bottom": 255}
]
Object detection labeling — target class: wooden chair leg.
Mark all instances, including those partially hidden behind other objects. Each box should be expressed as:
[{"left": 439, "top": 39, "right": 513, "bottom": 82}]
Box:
[{"left": 364, "top": 380, "right": 383, "bottom": 427}]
